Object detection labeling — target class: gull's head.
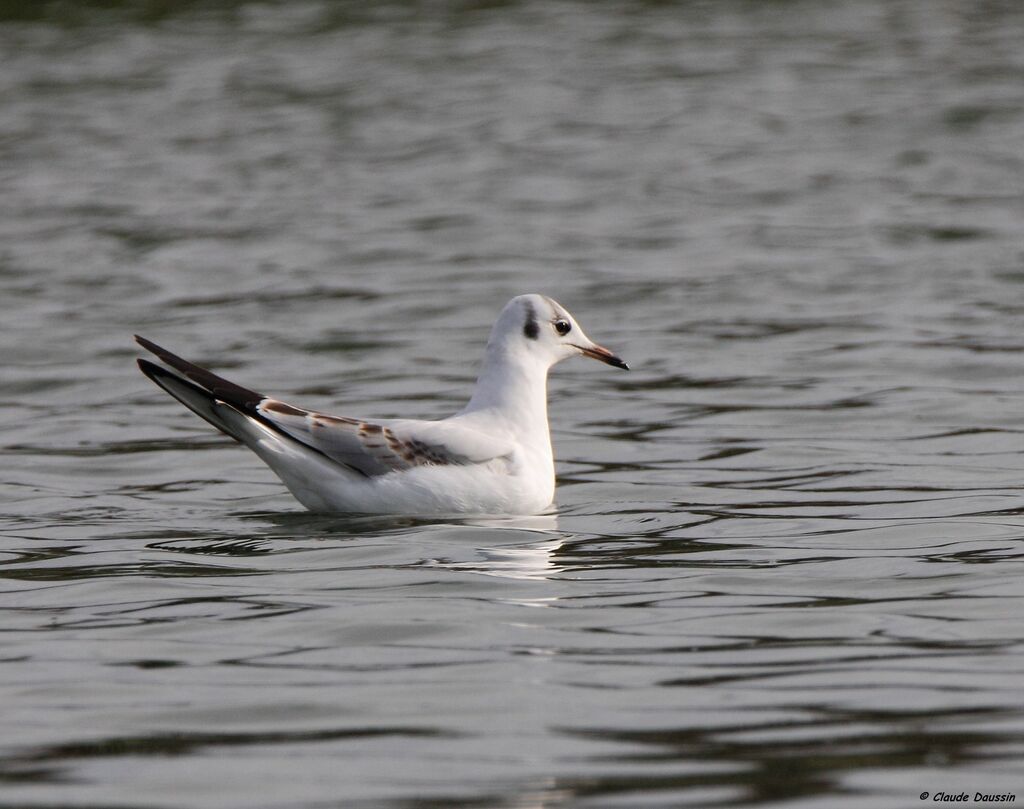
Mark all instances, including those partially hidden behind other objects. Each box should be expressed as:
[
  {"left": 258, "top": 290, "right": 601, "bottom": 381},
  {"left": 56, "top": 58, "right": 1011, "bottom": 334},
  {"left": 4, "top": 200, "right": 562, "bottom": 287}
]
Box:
[{"left": 488, "top": 294, "right": 628, "bottom": 371}]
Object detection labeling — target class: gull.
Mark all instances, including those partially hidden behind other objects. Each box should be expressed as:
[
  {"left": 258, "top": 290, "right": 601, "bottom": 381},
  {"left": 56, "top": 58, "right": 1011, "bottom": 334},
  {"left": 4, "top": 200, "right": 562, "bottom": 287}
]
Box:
[{"left": 135, "top": 293, "right": 628, "bottom": 515}]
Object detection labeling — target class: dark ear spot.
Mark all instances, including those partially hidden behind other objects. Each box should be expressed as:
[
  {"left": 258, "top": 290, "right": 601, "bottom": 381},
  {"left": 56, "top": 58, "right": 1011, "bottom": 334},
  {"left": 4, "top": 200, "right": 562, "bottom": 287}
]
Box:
[{"left": 523, "top": 301, "right": 539, "bottom": 340}]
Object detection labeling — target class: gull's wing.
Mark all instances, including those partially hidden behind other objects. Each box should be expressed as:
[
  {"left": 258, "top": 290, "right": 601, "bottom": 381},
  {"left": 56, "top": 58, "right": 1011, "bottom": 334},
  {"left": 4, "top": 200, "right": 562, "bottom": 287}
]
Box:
[
  {"left": 135, "top": 335, "right": 514, "bottom": 478},
  {"left": 258, "top": 403, "right": 516, "bottom": 477}
]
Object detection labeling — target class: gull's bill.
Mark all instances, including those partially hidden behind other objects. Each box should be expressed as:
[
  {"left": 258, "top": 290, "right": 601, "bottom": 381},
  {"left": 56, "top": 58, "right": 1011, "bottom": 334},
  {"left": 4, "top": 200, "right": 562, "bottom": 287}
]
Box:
[{"left": 575, "top": 342, "right": 629, "bottom": 370}]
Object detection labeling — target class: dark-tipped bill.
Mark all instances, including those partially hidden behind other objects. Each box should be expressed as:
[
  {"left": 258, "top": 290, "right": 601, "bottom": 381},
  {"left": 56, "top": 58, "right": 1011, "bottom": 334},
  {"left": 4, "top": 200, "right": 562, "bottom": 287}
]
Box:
[{"left": 578, "top": 344, "right": 629, "bottom": 370}]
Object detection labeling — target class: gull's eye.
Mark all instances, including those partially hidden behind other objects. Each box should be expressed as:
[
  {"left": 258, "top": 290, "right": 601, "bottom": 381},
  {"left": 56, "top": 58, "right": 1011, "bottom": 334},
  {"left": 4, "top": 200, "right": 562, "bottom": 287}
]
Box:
[{"left": 553, "top": 319, "right": 571, "bottom": 336}]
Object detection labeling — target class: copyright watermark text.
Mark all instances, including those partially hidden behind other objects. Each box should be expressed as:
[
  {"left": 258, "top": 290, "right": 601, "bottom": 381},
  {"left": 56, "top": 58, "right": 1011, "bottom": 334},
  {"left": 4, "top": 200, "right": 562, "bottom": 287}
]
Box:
[{"left": 919, "top": 793, "right": 1016, "bottom": 803}]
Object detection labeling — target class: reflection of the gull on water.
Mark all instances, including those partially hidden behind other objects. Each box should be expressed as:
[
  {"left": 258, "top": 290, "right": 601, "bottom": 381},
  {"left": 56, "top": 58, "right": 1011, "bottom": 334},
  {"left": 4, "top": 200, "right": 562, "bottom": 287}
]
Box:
[
  {"left": 233, "top": 509, "right": 571, "bottom": 584},
  {"left": 432, "top": 514, "right": 568, "bottom": 582}
]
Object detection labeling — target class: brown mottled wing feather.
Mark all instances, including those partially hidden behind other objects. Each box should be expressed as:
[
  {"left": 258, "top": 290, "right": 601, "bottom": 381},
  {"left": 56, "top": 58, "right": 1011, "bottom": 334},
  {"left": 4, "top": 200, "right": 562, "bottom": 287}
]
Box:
[
  {"left": 260, "top": 403, "right": 393, "bottom": 476},
  {"left": 257, "top": 402, "right": 514, "bottom": 478},
  {"left": 355, "top": 421, "right": 477, "bottom": 469}
]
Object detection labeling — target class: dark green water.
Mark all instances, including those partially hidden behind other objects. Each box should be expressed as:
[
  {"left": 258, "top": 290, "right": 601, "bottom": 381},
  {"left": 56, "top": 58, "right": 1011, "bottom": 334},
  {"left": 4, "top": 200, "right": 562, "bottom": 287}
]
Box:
[{"left": 2, "top": 2, "right": 1024, "bottom": 807}]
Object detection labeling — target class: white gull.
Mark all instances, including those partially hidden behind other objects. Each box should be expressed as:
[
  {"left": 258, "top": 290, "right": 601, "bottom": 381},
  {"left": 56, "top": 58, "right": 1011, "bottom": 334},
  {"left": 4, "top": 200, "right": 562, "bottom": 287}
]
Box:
[{"left": 136, "top": 293, "right": 627, "bottom": 515}]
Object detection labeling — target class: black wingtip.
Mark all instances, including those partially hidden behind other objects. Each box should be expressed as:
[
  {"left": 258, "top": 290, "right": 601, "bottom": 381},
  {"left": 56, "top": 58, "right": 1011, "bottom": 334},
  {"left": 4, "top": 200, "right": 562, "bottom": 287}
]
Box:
[
  {"left": 133, "top": 335, "right": 264, "bottom": 413},
  {"left": 137, "top": 356, "right": 159, "bottom": 378},
  {"left": 135, "top": 334, "right": 170, "bottom": 359},
  {"left": 137, "top": 356, "right": 193, "bottom": 390}
]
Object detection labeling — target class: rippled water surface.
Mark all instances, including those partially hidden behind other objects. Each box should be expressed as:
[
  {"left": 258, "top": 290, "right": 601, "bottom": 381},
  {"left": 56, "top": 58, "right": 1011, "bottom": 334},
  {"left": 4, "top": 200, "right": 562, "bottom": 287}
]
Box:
[{"left": 3, "top": 1, "right": 1024, "bottom": 807}]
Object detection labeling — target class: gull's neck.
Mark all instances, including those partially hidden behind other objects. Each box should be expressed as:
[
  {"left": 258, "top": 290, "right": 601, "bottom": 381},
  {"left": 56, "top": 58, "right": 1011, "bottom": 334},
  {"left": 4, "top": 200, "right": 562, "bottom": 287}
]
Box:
[{"left": 462, "top": 345, "right": 550, "bottom": 439}]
